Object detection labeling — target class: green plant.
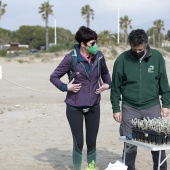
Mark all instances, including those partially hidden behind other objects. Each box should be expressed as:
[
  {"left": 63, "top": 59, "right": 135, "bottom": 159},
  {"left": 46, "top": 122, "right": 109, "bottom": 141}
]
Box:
[
  {"left": 18, "top": 59, "right": 24, "bottom": 63},
  {"left": 111, "top": 47, "right": 118, "bottom": 57},
  {"left": 48, "top": 45, "right": 59, "bottom": 52},
  {"left": 0, "top": 49, "right": 7, "bottom": 57},
  {"left": 48, "top": 44, "right": 67, "bottom": 52},
  {"left": 6, "top": 52, "right": 18, "bottom": 57},
  {"left": 162, "top": 47, "right": 170, "bottom": 52},
  {"left": 34, "top": 53, "right": 41, "bottom": 58}
]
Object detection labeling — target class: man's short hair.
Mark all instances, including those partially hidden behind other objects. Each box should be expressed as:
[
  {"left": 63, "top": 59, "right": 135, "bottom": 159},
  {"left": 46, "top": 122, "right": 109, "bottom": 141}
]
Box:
[{"left": 128, "top": 29, "right": 148, "bottom": 46}]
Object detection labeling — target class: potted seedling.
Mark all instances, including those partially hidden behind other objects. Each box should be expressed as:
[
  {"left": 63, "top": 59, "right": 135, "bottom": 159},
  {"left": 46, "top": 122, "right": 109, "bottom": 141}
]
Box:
[{"left": 131, "top": 117, "right": 170, "bottom": 145}]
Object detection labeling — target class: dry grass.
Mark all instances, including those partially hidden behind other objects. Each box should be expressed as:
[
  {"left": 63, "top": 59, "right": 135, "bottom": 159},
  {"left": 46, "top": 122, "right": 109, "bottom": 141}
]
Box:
[{"left": 1, "top": 45, "right": 170, "bottom": 63}]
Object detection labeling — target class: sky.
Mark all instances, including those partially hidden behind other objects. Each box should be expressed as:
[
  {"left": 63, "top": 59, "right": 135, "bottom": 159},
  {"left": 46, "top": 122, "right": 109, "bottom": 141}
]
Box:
[{"left": 0, "top": 0, "right": 170, "bottom": 34}]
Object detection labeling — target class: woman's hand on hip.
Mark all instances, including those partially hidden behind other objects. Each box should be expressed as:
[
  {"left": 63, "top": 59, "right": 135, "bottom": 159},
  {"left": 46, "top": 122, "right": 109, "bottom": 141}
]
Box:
[
  {"left": 67, "top": 78, "right": 81, "bottom": 93},
  {"left": 95, "top": 83, "right": 109, "bottom": 94}
]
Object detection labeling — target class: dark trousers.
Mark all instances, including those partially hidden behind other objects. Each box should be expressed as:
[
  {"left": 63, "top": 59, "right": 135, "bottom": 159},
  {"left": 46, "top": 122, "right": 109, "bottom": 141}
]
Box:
[
  {"left": 120, "top": 104, "right": 167, "bottom": 170},
  {"left": 66, "top": 104, "right": 100, "bottom": 157}
]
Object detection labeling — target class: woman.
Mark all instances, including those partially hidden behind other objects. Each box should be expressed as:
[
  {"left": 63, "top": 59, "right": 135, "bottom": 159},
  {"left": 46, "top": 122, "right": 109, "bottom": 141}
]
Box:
[{"left": 50, "top": 26, "right": 111, "bottom": 170}]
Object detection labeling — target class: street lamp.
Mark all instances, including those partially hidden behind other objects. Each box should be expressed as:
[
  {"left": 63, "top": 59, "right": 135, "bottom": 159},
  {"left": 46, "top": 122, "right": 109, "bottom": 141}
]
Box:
[
  {"left": 117, "top": 6, "right": 120, "bottom": 44},
  {"left": 54, "top": 16, "right": 57, "bottom": 45}
]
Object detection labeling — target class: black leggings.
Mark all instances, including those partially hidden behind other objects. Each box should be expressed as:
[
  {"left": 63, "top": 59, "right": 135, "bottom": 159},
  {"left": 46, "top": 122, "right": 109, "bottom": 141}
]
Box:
[{"left": 66, "top": 104, "right": 100, "bottom": 153}]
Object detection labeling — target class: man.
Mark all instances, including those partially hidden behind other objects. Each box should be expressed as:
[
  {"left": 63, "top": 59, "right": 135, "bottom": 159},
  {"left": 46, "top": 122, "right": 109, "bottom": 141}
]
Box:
[{"left": 110, "top": 29, "right": 170, "bottom": 170}]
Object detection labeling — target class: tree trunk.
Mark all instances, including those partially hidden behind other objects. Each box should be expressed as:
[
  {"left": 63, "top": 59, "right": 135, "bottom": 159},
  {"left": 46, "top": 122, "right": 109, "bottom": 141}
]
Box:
[
  {"left": 125, "top": 29, "right": 128, "bottom": 44},
  {"left": 86, "top": 16, "right": 90, "bottom": 28},
  {"left": 158, "top": 32, "right": 161, "bottom": 48},
  {"left": 153, "top": 32, "right": 156, "bottom": 47},
  {"left": 45, "top": 17, "right": 49, "bottom": 50}
]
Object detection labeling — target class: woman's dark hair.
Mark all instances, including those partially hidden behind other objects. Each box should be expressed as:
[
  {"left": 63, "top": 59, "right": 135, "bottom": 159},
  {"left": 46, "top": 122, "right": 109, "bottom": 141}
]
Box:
[
  {"left": 128, "top": 29, "right": 148, "bottom": 46},
  {"left": 75, "top": 26, "right": 97, "bottom": 44}
]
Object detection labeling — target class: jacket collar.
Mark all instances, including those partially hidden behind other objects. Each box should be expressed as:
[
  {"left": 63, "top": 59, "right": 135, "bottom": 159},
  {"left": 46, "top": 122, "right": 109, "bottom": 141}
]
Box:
[
  {"left": 128, "top": 44, "right": 152, "bottom": 61},
  {"left": 74, "top": 44, "right": 97, "bottom": 63}
]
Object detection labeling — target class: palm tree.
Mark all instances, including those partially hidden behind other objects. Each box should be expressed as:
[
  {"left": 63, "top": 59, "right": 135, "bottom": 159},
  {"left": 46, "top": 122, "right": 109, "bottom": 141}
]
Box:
[
  {"left": 153, "top": 19, "right": 165, "bottom": 48},
  {"left": 147, "top": 27, "right": 156, "bottom": 47},
  {"left": 81, "top": 4, "right": 94, "bottom": 28},
  {"left": 39, "top": 0, "right": 53, "bottom": 50},
  {"left": 98, "top": 30, "right": 116, "bottom": 45},
  {"left": 119, "top": 15, "right": 132, "bottom": 44},
  {"left": 166, "top": 30, "right": 170, "bottom": 41},
  {"left": 0, "top": 1, "right": 7, "bottom": 20}
]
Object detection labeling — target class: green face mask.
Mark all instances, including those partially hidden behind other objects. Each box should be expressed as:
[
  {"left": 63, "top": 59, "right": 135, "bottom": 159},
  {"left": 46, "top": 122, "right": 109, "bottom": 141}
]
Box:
[{"left": 87, "top": 44, "right": 99, "bottom": 55}]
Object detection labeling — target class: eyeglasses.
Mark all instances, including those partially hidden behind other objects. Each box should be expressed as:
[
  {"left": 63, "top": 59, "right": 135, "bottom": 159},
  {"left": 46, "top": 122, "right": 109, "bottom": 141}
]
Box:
[
  {"left": 91, "top": 40, "right": 97, "bottom": 46},
  {"left": 86, "top": 40, "right": 97, "bottom": 47}
]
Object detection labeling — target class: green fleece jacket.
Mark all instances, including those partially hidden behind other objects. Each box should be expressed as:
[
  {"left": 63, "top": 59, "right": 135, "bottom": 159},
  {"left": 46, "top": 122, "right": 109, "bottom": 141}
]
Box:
[{"left": 110, "top": 47, "right": 170, "bottom": 113}]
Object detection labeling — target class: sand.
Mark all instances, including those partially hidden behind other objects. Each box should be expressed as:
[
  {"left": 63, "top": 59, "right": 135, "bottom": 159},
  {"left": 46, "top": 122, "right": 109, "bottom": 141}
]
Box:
[{"left": 0, "top": 55, "right": 170, "bottom": 170}]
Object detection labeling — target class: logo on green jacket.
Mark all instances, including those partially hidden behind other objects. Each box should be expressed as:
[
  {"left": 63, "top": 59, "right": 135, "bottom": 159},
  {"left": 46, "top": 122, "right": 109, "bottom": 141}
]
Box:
[{"left": 148, "top": 65, "right": 154, "bottom": 73}]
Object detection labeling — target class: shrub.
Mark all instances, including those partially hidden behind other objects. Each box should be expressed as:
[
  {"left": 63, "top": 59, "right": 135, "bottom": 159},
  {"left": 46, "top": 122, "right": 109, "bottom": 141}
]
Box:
[
  {"left": 111, "top": 47, "right": 118, "bottom": 57},
  {"left": 18, "top": 59, "right": 24, "bottom": 63},
  {"left": 0, "top": 49, "right": 7, "bottom": 57},
  {"left": 49, "top": 43, "right": 75, "bottom": 52},
  {"left": 162, "top": 47, "right": 170, "bottom": 53},
  {"left": 49, "top": 44, "right": 67, "bottom": 52}
]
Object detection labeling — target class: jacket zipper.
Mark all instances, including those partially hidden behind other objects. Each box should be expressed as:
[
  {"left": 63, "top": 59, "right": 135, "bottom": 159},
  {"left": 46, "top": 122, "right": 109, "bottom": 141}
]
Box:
[
  {"left": 138, "top": 53, "right": 146, "bottom": 108},
  {"left": 139, "top": 60, "right": 142, "bottom": 109},
  {"left": 80, "top": 62, "right": 89, "bottom": 78},
  {"left": 80, "top": 62, "right": 92, "bottom": 105}
]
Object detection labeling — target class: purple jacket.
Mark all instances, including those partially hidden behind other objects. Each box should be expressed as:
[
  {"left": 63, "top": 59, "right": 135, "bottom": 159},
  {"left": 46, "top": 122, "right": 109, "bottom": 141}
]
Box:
[{"left": 50, "top": 46, "right": 111, "bottom": 107}]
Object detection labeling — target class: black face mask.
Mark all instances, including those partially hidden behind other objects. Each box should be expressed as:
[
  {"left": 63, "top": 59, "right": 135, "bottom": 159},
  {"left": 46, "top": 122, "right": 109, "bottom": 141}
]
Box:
[{"left": 131, "top": 50, "right": 145, "bottom": 59}]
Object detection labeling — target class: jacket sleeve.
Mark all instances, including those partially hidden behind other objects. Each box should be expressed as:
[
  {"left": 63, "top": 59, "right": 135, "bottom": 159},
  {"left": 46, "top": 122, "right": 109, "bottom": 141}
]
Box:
[
  {"left": 50, "top": 54, "right": 71, "bottom": 92},
  {"left": 100, "top": 52, "right": 111, "bottom": 87},
  {"left": 110, "top": 57, "right": 123, "bottom": 113},
  {"left": 159, "top": 56, "right": 170, "bottom": 108}
]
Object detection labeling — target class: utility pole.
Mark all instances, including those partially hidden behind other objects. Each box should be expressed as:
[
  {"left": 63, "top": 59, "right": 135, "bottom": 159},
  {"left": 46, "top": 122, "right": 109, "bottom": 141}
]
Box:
[
  {"left": 117, "top": 7, "right": 120, "bottom": 44},
  {"left": 0, "top": 65, "right": 2, "bottom": 80},
  {"left": 54, "top": 17, "right": 57, "bottom": 45}
]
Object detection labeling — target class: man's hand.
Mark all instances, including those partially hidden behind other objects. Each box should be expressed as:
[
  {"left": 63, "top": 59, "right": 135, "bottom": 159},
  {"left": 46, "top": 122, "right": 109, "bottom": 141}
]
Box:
[
  {"left": 95, "top": 83, "right": 109, "bottom": 94},
  {"left": 161, "top": 108, "right": 170, "bottom": 117},
  {"left": 67, "top": 78, "right": 81, "bottom": 93},
  {"left": 113, "top": 112, "right": 122, "bottom": 123}
]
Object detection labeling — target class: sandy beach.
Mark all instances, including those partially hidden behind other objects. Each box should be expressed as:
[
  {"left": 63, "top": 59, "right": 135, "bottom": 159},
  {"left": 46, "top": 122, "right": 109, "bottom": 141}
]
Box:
[{"left": 0, "top": 55, "right": 170, "bottom": 170}]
